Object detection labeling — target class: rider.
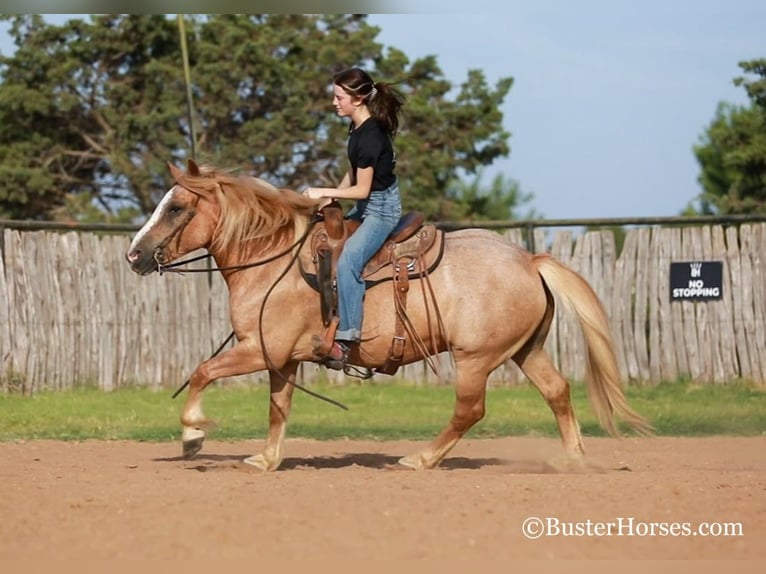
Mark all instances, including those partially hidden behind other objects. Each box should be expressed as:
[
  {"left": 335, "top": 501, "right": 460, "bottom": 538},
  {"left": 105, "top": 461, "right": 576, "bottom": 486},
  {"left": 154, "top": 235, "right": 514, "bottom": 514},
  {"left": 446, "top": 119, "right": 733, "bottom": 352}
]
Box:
[{"left": 303, "top": 67, "right": 406, "bottom": 367}]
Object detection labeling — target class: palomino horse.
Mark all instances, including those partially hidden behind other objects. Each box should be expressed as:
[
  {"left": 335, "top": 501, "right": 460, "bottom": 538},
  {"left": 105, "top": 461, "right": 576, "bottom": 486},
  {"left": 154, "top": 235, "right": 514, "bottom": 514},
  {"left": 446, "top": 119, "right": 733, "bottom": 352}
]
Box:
[{"left": 125, "top": 160, "right": 651, "bottom": 471}]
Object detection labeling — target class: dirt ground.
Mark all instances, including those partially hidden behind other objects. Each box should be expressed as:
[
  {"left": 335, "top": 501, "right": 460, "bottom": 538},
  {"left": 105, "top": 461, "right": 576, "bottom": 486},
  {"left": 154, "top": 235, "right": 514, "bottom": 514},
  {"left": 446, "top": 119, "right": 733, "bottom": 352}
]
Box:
[{"left": 0, "top": 436, "right": 764, "bottom": 560}]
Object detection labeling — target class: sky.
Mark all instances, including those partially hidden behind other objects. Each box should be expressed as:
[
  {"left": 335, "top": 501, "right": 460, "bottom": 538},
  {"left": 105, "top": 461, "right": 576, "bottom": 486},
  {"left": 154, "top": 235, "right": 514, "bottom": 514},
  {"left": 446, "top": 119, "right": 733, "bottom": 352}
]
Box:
[{"left": 1, "top": 3, "right": 764, "bottom": 220}]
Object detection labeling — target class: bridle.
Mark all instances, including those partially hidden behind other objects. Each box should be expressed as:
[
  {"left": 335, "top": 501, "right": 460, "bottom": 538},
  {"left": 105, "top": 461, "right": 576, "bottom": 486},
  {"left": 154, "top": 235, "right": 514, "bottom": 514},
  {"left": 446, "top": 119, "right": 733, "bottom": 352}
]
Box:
[
  {"left": 155, "top": 220, "right": 317, "bottom": 276},
  {"left": 152, "top": 193, "right": 200, "bottom": 270}
]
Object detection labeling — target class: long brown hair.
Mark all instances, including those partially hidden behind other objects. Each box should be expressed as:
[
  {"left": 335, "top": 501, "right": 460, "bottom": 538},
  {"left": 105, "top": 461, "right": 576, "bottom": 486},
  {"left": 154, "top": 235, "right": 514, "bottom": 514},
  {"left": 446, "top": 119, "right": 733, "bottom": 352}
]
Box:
[{"left": 333, "top": 67, "right": 406, "bottom": 138}]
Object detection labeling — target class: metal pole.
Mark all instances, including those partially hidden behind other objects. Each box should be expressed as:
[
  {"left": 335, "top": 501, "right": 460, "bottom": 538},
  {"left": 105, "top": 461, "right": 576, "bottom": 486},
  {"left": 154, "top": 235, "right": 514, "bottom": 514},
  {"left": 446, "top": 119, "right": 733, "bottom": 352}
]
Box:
[{"left": 177, "top": 14, "right": 197, "bottom": 159}]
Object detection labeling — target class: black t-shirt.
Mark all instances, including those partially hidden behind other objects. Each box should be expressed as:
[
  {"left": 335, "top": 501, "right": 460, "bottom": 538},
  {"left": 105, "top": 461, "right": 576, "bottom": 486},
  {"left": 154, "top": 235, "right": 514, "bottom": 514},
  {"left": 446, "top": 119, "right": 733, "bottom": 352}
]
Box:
[{"left": 347, "top": 118, "right": 396, "bottom": 191}]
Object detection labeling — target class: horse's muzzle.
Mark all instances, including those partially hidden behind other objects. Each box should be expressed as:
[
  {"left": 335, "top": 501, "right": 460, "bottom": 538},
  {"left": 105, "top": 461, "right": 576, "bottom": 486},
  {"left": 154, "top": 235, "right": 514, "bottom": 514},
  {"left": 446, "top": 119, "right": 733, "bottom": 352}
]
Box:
[{"left": 125, "top": 247, "right": 159, "bottom": 275}]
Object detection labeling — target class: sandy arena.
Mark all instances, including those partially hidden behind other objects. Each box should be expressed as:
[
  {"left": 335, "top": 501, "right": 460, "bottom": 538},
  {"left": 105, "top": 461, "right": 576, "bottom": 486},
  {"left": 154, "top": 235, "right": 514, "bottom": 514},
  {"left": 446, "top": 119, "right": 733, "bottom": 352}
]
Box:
[{"left": 1, "top": 436, "right": 764, "bottom": 559}]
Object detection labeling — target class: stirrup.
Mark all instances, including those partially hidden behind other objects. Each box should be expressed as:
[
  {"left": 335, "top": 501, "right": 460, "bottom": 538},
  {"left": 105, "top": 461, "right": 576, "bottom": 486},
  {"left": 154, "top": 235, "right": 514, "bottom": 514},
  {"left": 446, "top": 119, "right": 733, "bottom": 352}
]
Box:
[
  {"left": 319, "top": 341, "right": 349, "bottom": 371},
  {"left": 343, "top": 364, "right": 374, "bottom": 380}
]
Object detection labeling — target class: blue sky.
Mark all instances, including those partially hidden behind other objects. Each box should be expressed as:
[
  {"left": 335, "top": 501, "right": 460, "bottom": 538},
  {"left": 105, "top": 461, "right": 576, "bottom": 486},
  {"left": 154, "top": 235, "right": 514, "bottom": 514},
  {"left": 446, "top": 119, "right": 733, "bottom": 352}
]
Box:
[{"left": 1, "top": 4, "right": 764, "bottom": 219}]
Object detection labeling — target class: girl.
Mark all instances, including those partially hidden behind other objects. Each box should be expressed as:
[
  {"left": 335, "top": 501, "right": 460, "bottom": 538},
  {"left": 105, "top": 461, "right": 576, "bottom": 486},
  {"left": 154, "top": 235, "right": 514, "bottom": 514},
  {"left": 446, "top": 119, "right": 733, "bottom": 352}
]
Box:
[{"left": 304, "top": 67, "right": 406, "bottom": 367}]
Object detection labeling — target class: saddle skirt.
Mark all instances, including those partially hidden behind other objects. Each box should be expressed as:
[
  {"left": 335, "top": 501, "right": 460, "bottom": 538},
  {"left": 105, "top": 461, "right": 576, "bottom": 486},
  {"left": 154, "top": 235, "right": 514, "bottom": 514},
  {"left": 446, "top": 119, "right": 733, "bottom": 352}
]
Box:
[{"left": 298, "top": 203, "right": 445, "bottom": 322}]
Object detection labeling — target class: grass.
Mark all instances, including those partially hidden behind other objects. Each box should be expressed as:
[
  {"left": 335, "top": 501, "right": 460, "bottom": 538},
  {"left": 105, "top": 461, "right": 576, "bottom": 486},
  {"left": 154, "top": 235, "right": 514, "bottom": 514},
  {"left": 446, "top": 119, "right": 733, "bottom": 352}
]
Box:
[{"left": 0, "top": 381, "right": 765, "bottom": 442}]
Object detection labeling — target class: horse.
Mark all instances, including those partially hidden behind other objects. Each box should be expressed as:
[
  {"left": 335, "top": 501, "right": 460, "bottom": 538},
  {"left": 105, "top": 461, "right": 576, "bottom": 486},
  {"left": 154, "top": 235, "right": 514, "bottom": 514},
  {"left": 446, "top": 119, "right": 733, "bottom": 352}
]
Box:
[{"left": 125, "top": 160, "right": 652, "bottom": 471}]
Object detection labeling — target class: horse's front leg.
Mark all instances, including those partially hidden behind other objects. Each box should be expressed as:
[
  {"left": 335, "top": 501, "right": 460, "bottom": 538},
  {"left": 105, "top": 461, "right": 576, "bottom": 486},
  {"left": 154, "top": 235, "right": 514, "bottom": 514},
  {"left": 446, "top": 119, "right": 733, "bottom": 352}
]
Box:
[
  {"left": 180, "top": 339, "right": 265, "bottom": 458},
  {"left": 243, "top": 362, "right": 298, "bottom": 471}
]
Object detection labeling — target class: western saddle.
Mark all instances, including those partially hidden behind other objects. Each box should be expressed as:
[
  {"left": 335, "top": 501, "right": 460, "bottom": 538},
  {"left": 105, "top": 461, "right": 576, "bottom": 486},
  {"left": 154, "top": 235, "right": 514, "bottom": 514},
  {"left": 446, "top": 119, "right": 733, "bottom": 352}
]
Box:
[{"left": 298, "top": 202, "right": 445, "bottom": 375}]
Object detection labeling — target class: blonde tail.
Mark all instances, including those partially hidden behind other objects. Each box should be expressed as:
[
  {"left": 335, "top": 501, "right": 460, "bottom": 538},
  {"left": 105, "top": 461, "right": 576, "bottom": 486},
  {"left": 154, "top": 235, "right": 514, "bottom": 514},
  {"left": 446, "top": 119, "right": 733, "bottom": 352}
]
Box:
[{"left": 533, "top": 254, "right": 653, "bottom": 437}]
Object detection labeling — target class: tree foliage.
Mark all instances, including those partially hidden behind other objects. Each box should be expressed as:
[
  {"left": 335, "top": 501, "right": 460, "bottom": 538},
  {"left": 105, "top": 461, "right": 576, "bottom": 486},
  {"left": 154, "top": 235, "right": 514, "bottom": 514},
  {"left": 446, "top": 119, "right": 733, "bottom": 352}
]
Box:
[
  {"left": 691, "top": 58, "right": 766, "bottom": 215},
  {"left": 444, "top": 171, "right": 540, "bottom": 221},
  {"left": 0, "top": 14, "right": 522, "bottom": 222}
]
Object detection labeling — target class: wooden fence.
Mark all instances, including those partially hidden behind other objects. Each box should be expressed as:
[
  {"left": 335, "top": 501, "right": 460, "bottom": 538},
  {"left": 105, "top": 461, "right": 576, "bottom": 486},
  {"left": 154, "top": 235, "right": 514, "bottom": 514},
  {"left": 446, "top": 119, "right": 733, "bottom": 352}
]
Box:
[{"left": 1, "top": 222, "right": 765, "bottom": 393}]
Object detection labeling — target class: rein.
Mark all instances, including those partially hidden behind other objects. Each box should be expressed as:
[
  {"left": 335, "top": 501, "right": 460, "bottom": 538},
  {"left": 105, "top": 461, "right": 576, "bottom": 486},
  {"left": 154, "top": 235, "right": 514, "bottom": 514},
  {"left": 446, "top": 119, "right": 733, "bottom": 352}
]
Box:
[
  {"left": 162, "top": 214, "right": 349, "bottom": 411},
  {"left": 155, "top": 218, "right": 316, "bottom": 275}
]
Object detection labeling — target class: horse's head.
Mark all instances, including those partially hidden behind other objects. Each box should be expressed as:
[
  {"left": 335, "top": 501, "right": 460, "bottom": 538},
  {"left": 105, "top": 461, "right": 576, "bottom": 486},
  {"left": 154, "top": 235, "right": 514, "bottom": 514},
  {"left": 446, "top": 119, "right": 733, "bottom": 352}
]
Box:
[{"left": 126, "top": 160, "right": 219, "bottom": 275}]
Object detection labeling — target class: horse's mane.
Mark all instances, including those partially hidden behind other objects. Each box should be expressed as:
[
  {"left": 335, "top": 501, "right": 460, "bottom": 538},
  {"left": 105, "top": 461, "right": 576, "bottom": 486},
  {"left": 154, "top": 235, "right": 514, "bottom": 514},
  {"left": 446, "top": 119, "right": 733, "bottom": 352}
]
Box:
[{"left": 174, "top": 163, "right": 317, "bottom": 254}]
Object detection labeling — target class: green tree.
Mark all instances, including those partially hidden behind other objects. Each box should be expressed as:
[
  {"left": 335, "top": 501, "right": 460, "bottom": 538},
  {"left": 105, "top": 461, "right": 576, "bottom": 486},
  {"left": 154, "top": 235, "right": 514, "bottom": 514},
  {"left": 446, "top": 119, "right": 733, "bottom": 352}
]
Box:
[
  {"left": 0, "top": 14, "right": 515, "bottom": 222},
  {"left": 441, "top": 171, "right": 540, "bottom": 221},
  {"left": 0, "top": 14, "right": 188, "bottom": 221},
  {"left": 691, "top": 58, "right": 766, "bottom": 215}
]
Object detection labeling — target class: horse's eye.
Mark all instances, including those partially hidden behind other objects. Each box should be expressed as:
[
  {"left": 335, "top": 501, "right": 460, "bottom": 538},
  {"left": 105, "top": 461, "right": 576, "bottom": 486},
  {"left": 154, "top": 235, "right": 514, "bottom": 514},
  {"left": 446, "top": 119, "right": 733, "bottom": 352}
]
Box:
[{"left": 168, "top": 205, "right": 183, "bottom": 216}]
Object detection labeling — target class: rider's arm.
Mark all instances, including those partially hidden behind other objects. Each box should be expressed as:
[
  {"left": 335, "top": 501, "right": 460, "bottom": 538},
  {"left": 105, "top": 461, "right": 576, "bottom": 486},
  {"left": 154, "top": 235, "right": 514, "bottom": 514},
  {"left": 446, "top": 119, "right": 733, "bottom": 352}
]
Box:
[{"left": 305, "top": 166, "right": 373, "bottom": 201}]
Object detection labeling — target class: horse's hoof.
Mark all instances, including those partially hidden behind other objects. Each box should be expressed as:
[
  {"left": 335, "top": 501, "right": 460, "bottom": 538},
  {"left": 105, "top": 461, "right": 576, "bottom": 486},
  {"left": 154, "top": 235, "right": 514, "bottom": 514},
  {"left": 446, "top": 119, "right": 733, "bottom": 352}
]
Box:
[
  {"left": 243, "top": 454, "right": 280, "bottom": 472},
  {"left": 182, "top": 437, "right": 204, "bottom": 459},
  {"left": 547, "top": 454, "right": 588, "bottom": 473},
  {"left": 398, "top": 454, "right": 425, "bottom": 470}
]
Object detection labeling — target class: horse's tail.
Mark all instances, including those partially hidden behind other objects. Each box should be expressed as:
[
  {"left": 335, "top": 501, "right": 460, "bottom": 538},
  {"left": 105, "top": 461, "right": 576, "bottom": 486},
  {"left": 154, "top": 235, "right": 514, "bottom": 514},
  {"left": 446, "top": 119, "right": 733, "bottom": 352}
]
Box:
[{"left": 532, "top": 254, "right": 654, "bottom": 437}]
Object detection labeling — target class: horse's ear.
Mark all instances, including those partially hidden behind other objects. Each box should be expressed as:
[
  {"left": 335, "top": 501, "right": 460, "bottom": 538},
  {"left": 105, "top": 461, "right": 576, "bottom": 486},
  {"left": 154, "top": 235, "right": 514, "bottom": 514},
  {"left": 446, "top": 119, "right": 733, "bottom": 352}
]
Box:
[
  {"left": 187, "top": 158, "right": 200, "bottom": 177},
  {"left": 167, "top": 162, "right": 184, "bottom": 183}
]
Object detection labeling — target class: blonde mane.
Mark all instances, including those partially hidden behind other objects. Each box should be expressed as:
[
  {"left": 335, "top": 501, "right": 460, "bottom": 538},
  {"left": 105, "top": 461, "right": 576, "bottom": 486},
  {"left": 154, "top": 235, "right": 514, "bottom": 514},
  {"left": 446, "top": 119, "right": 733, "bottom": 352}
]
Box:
[{"left": 175, "top": 164, "right": 317, "bottom": 255}]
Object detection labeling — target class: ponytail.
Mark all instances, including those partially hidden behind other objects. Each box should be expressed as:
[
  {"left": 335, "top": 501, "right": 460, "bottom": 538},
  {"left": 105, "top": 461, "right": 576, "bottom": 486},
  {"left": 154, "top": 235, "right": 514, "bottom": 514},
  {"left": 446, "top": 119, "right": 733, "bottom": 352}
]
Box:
[{"left": 333, "top": 67, "right": 407, "bottom": 138}]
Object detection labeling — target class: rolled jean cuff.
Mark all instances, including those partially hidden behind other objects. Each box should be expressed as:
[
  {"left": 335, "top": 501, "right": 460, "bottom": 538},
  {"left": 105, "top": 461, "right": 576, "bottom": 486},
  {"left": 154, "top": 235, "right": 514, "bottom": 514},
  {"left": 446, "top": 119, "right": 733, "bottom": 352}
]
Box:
[{"left": 335, "top": 328, "right": 361, "bottom": 343}]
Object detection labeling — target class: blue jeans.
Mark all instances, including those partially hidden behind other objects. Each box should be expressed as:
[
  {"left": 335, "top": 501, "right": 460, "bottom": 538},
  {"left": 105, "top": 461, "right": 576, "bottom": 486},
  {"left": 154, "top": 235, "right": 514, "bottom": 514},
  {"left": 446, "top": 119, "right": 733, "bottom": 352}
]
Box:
[{"left": 336, "top": 181, "right": 401, "bottom": 342}]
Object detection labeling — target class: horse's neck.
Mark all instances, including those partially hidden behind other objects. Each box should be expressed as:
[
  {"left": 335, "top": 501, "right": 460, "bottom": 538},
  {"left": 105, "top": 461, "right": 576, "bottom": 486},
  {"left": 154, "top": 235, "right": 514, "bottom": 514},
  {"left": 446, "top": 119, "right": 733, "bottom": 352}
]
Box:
[{"left": 210, "top": 229, "right": 304, "bottom": 286}]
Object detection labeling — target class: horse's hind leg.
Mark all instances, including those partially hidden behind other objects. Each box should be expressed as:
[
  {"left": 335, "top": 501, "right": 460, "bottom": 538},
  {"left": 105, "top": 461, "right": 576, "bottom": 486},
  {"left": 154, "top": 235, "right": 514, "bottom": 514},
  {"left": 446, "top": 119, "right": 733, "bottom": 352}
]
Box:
[
  {"left": 243, "top": 362, "right": 297, "bottom": 471},
  {"left": 515, "top": 348, "right": 585, "bottom": 463},
  {"left": 399, "top": 359, "right": 488, "bottom": 470}
]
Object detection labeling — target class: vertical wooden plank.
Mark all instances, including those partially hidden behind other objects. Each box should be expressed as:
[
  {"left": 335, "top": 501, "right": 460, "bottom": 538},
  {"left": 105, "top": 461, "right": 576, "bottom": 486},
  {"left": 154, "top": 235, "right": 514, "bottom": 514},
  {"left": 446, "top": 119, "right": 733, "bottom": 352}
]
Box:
[
  {"left": 503, "top": 228, "right": 524, "bottom": 247},
  {"left": 51, "top": 232, "right": 68, "bottom": 390},
  {"left": 17, "top": 232, "right": 36, "bottom": 391},
  {"left": 679, "top": 227, "right": 702, "bottom": 380},
  {"left": 711, "top": 226, "right": 738, "bottom": 380},
  {"left": 691, "top": 227, "right": 713, "bottom": 382},
  {"left": 608, "top": 231, "right": 628, "bottom": 382},
  {"left": 121, "top": 234, "right": 152, "bottom": 386},
  {"left": 599, "top": 229, "right": 617, "bottom": 327},
  {"left": 24, "top": 233, "right": 48, "bottom": 391},
  {"left": 667, "top": 227, "right": 689, "bottom": 377},
  {"left": 90, "top": 234, "right": 114, "bottom": 390},
  {"left": 751, "top": 223, "right": 766, "bottom": 382},
  {"left": 587, "top": 232, "right": 604, "bottom": 304},
  {"left": 675, "top": 228, "right": 694, "bottom": 379},
  {"left": 77, "top": 233, "right": 99, "bottom": 388},
  {"left": 53, "top": 233, "right": 74, "bottom": 388},
  {"left": 654, "top": 228, "right": 677, "bottom": 381},
  {"left": 27, "top": 233, "right": 49, "bottom": 390},
  {"left": 43, "top": 233, "right": 63, "bottom": 390},
  {"left": 725, "top": 226, "right": 751, "bottom": 380},
  {"left": 739, "top": 225, "right": 764, "bottom": 382},
  {"left": 70, "top": 231, "right": 87, "bottom": 387},
  {"left": 0, "top": 238, "right": 9, "bottom": 391},
  {"left": 699, "top": 226, "right": 725, "bottom": 383},
  {"left": 570, "top": 233, "right": 588, "bottom": 381},
  {"left": 647, "top": 227, "right": 663, "bottom": 383},
  {"left": 596, "top": 229, "right": 620, "bottom": 381},
  {"left": 601, "top": 230, "right": 625, "bottom": 380},
  {"left": 614, "top": 230, "right": 639, "bottom": 381},
  {"left": 632, "top": 227, "right": 651, "bottom": 381},
  {"left": 739, "top": 225, "right": 761, "bottom": 381},
  {"left": 0, "top": 230, "right": 25, "bottom": 392},
  {"left": 105, "top": 235, "right": 126, "bottom": 388}
]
